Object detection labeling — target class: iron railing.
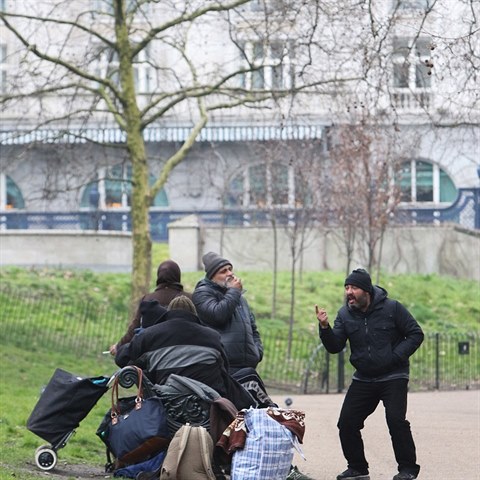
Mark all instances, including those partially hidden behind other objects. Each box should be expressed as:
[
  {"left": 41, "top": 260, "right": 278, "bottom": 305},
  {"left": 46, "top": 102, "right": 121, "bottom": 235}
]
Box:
[
  {"left": 0, "top": 289, "right": 478, "bottom": 393},
  {"left": 1, "top": 188, "right": 478, "bottom": 241}
]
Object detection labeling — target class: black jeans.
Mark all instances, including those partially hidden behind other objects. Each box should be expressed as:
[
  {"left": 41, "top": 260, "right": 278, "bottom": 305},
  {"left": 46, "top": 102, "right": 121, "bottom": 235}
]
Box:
[{"left": 337, "top": 378, "right": 420, "bottom": 476}]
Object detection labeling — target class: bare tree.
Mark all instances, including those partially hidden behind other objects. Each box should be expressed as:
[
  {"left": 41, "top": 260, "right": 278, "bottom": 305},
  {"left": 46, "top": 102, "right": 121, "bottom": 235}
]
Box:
[
  {"left": 324, "top": 118, "right": 405, "bottom": 279},
  {"left": 1, "top": 0, "right": 478, "bottom": 305},
  {"left": 0, "top": 0, "right": 328, "bottom": 305}
]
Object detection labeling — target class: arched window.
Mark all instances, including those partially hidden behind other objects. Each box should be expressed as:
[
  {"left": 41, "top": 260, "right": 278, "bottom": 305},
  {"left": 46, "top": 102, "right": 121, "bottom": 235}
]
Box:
[
  {"left": 398, "top": 159, "right": 457, "bottom": 204},
  {"left": 0, "top": 174, "right": 25, "bottom": 210},
  {"left": 80, "top": 165, "right": 168, "bottom": 209},
  {"left": 227, "top": 162, "right": 308, "bottom": 209}
]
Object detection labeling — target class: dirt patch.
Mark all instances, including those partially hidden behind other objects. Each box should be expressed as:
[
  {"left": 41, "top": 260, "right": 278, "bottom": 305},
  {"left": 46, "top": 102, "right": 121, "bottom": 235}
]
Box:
[{"left": 12, "top": 461, "right": 112, "bottom": 479}]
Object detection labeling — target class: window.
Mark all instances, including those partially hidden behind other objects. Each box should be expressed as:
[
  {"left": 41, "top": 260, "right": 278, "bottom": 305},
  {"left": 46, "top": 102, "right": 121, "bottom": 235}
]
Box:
[
  {"left": 227, "top": 162, "right": 306, "bottom": 209},
  {"left": 93, "top": 44, "right": 154, "bottom": 93},
  {"left": 398, "top": 160, "right": 457, "bottom": 204},
  {"left": 393, "top": 0, "right": 432, "bottom": 10},
  {"left": 392, "top": 37, "right": 432, "bottom": 109},
  {"left": 239, "top": 40, "right": 294, "bottom": 91},
  {"left": 80, "top": 165, "right": 168, "bottom": 209},
  {"left": 133, "top": 45, "right": 155, "bottom": 93},
  {"left": 0, "top": 174, "right": 25, "bottom": 210},
  {"left": 91, "top": 0, "right": 150, "bottom": 16}
]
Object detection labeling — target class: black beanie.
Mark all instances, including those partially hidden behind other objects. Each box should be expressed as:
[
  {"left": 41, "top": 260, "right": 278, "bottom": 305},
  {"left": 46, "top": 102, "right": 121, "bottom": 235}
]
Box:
[
  {"left": 344, "top": 268, "right": 373, "bottom": 293},
  {"left": 139, "top": 300, "right": 168, "bottom": 328},
  {"left": 202, "top": 252, "right": 232, "bottom": 279}
]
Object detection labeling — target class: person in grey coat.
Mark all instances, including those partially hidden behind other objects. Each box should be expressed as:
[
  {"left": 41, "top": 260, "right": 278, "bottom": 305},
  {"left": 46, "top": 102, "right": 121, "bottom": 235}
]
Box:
[
  {"left": 316, "top": 268, "right": 424, "bottom": 480},
  {"left": 194, "top": 252, "right": 315, "bottom": 480},
  {"left": 192, "top": 252, "right": 263, "bottom": 373}
]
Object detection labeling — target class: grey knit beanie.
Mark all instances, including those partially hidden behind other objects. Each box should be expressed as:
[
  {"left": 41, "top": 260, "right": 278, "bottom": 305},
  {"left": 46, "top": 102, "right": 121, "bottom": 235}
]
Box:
[{"left": 202, "top": 252, "right": 232, "bottom": 279}]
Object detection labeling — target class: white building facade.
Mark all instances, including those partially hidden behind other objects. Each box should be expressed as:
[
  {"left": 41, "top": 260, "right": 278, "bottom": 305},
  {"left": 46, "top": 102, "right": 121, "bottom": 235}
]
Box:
[{"left": 0, "top": 0, "right": 478, "bottom": 241}]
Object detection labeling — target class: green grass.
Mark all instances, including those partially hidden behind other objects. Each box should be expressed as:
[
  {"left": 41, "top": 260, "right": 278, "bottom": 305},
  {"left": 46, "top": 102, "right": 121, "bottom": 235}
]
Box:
[
  {"left": 0, "top": 242, "right": 479, "bottom": 478},
  {"left": 1, "top": 243, "right": 478, "bottom": 333},
  {"left": 0, "top": 344, "right": 115, "bottom": 479}
]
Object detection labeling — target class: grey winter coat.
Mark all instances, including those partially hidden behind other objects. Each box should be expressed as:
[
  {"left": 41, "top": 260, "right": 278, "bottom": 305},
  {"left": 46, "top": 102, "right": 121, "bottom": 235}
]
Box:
[{"left": 193, "top": 278, "right": 263, "bottom": 371}]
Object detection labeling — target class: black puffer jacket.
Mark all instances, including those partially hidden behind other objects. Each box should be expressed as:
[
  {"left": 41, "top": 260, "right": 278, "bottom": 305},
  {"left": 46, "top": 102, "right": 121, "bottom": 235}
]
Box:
[
  {"left": 319, "top": 286, "right": 424, "bottom": 380},
  {"left": 192, "top": 278, "right": 263, "bottom": 371}
]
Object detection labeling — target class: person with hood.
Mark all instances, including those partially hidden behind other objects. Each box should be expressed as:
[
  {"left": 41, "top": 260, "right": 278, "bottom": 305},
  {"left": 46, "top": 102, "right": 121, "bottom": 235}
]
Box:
[
  {"left": 315, "top": 268, "right": 424, "bottom": 480},
  {"left": 192, "top": 252, "right": 263, "bottom": 373},
  {"left": 115, "top": 295, "right": 253, "bottom": 410},
  {"left": 109, "top": 259, "right": 192, "bottom": 355}
]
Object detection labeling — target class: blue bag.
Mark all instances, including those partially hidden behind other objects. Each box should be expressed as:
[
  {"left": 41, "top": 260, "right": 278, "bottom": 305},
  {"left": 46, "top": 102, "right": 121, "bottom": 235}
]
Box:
[
  {"left": 113, "top": 449, "right": 167, "bottom": 478},
  {"left": 97, "top": 367, "right": 170, "bottom": 467}
]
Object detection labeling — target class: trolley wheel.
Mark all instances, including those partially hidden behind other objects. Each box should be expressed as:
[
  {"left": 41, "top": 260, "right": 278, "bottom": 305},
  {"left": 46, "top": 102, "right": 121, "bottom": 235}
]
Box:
[{"left": 34, "top": 445, "right": 57, "bottom": 471}]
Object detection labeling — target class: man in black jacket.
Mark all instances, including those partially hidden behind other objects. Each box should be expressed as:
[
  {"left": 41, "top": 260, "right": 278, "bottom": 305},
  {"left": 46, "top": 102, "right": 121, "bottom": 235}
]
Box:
[
  {"left": 316, "top": 269, "right": 424, "bottom": 480},
  {"left": 194, "top": 253, "right": 313, "bottom": 480}
]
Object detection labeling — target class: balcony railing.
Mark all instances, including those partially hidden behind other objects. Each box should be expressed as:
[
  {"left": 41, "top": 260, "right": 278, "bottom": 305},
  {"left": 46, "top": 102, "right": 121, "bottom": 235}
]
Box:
[
  {"left": 392, "top": 90, "right": 432, "bottom": 110},
  {"left": 0, "top": 188, "right": 478, "bottom": 241}
]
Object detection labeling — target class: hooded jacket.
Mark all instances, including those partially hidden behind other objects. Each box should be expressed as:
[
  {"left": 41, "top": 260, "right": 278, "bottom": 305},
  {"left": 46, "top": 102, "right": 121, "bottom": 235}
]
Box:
[
  {"left": 115, "top": 309, "right": 253, "bottom": 409},
  {"left": 116, "top": 260, "right": 192, "bottom": 347},
  {"left": 192, "top": 277, "right": 263, "bottom": 371},
  {"left": 319, "top": 285, "right": 424, "bottom": 380}
]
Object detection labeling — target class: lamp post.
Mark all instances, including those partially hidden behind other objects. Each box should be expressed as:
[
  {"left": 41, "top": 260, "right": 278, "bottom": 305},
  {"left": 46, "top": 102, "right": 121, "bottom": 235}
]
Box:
[{"left": 89, "top": 186, "right": 100, "bottom": 231}]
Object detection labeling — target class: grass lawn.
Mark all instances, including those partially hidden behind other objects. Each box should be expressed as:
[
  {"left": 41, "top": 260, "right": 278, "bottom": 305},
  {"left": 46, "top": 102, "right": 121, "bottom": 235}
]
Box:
[{"left": 0, "top": 243, "right": 479, "bottom": 478}]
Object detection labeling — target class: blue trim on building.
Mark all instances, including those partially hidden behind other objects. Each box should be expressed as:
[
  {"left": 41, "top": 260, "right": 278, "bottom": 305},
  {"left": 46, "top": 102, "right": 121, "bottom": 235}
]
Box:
[{"left": 1, "top": 188, "right": 478, "bottom": 241}]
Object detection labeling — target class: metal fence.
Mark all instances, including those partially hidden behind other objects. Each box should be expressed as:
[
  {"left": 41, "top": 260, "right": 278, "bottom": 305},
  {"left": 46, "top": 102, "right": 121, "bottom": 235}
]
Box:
[{"left": 0, "top": 289, "right": 478, "bottom": 393}]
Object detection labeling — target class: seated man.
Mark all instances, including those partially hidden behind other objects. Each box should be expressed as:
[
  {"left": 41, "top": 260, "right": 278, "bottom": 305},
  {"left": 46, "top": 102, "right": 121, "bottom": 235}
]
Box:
[{"left": 115, "top": 295, "right": 252, "bottom": 410}]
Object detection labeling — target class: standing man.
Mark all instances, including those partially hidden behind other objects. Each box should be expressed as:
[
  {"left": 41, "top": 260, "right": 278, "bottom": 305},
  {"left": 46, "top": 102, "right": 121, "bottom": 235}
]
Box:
[
  {"left": 192, "top": 252, "right": 263, "bottom": 373},
  {"left": 194, "top": 252, "right": 315, "bottom": 480},
  {"left": 316, "top": 268, "right": 424, "bottom": 480}
]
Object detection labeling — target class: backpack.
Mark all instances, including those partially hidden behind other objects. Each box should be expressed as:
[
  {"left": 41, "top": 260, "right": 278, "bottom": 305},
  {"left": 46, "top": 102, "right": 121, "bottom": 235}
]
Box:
[{"left": 159, "top": 423, "right": 216, "bottom": 480}]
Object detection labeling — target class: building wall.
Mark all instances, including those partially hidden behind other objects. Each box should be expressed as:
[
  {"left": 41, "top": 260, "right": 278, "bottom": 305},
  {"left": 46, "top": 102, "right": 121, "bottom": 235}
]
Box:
[
  {"left": 0, "top": 1, "right": 478, "bottom": 228},
  {"left": 1, "top": 125, "right": 478, "bottom": 213},
  {"left": 0, "top": 230, "right": 132, "bottom": 271},
  {"left": 169, "top": 217, "right": 480, "bottom": 282}
]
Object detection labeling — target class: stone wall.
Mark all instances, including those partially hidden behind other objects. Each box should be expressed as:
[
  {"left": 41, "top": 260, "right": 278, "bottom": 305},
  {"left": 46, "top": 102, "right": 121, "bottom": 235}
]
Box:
[
  {"left": 1, "top": 220, "right": 478, "bottom": 281},
  {"left": 168, "top": 216, "right": 480, "bottom": 281},
  {"left": 0, "top": 230, "right": 132, "bottom": 272}
]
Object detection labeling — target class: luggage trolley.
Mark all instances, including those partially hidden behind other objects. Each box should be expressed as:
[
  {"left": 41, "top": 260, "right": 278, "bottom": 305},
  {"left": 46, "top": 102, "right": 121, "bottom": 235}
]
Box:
[{"left": 26, "top": 368, "right": 109, "bottom": 471}]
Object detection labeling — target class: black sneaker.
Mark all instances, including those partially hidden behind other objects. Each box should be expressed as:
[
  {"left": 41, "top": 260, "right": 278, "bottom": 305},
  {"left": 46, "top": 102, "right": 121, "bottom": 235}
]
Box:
[
  {"left": 336, "top": 468, "right": 370, "bottom": 480},
  {"left": 286, "top": 465, "right": 315, "bottom": 480},
  {"left": 392, "top": 473, "right": 417, "bottom": 480}
]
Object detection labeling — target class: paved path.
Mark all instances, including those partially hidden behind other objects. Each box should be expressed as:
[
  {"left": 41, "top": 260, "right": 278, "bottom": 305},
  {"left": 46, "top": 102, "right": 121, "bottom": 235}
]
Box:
[
  {"left": 271, "top": 390, "right": 480, "bottom": 480},
  {"left": 21, "top": 390, "right": 479, "bottom": 480}
]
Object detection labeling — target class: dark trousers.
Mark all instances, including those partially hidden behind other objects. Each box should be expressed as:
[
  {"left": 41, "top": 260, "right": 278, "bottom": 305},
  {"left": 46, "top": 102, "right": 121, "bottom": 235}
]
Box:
[{"left": 337, "top": 378, "right": 420, "bottom": 476}]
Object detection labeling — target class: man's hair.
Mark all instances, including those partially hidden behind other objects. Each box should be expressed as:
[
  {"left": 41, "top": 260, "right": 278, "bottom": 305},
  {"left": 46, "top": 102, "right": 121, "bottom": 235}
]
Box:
[{"left": 168, "top": 295, "right": 197, "bottom": 315}]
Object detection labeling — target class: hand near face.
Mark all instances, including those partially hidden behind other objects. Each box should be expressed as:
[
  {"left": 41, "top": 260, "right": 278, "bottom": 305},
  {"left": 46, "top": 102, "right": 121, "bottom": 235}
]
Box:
[
  {"left": 315, "top": 304, "right": 329, "bottom": 328},
  {"left": 226, "top": 275, "right": 243, "bottom": 290}
]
